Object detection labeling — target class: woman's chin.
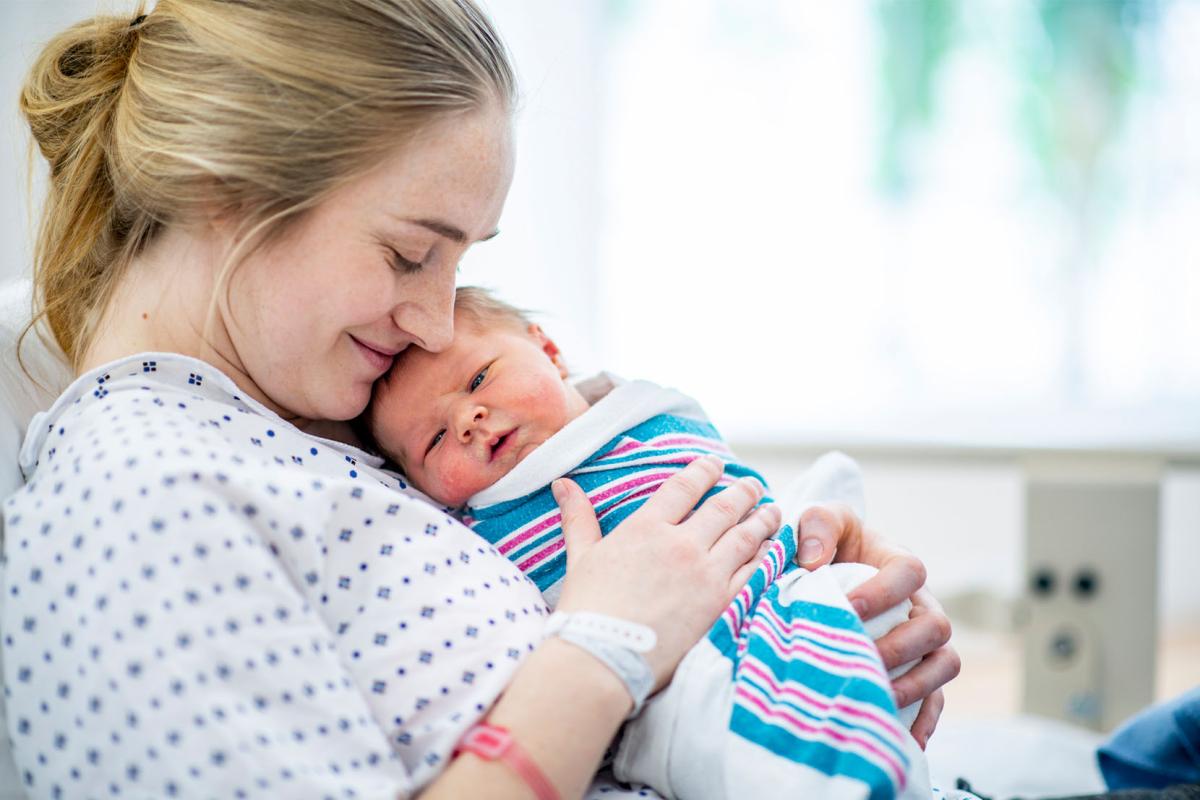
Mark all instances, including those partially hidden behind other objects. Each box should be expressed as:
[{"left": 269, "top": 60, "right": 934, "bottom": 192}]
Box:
[{"left": 315, "top": 386, "right": 372, "bottom": 424}]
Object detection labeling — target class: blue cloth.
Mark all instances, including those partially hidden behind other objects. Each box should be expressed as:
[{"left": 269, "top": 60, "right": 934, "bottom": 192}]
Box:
[{"left": 1098, "top": 687, "right": 1200, "bottom": 789}]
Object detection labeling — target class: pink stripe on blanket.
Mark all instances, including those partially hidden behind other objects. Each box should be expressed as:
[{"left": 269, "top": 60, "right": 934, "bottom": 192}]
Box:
[
  {"left": 740, "top": 660, "right": 907, "bottom": 742},
  {"left": 517, "top": 537, "right": 566, "bottom": 573},
  {"left": 596, "top": 482, "right": 663, "bottom": 517},
  {"left": 758, "top": 602, "right": 880, "bottom": 655},
  {"left": 749, "top": 617, "right": 889, "bottom": 681},
  {"left": 585, "top": 471, "right": 675, "bottom": 506},
  {"left": 733, "top": 684, "right": 906, "bottom": 788},
  {"left": 497, "top": 511, "right": 563, "bottom": 555},
  {"left": 644, "top": 434, "right": 732, "bottom": 453},
  {"left": 595, "top": 438, "right": 644, "bottom": 459}
]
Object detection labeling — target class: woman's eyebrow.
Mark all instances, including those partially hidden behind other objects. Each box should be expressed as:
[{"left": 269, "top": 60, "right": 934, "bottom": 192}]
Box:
[{"left": 410, "top": 218, "right": 500, "bottom": 244}]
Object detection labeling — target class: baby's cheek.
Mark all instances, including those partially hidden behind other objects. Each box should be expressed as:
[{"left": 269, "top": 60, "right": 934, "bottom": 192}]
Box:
[
  {"left": 520, "top": 377, "right": 575, "bottom": 425},
  {"left": 431, "top": 456, "right": 489, "bottom": 508}
]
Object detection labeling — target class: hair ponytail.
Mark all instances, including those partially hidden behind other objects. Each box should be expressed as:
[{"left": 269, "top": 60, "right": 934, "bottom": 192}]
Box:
[{"left": 21, "top": 9, "right": 149, "bottom": 366}]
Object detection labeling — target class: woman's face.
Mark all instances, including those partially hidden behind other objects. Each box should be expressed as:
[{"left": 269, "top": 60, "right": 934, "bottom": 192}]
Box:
[{"left": 226, "top": 107, "right": 515, "bottom": 425}]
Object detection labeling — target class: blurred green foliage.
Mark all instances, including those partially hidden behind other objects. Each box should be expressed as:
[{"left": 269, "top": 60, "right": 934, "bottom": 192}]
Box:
[
  {"left": 875, "top": 0, "right": 1158, "bottom": 205},
  {"left": 876, "top": 0, "right": 959, "bottom": 197}
]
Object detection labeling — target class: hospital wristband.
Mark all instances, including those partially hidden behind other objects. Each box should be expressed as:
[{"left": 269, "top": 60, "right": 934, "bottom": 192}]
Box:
[
  {"left": 544, "top": 611, "right": 657, "bottom": 718},
  {"left": 455, "top": 723, "right": 559, "bottom": 800}
]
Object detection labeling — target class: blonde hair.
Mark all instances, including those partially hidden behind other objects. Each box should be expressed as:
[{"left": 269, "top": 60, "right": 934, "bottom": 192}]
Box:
[
  {"left": 453, "top": 285, "right": 533, "bottom": 332},
  {"left": 20, "top": 0, "right": 515, "bottom": 370}
]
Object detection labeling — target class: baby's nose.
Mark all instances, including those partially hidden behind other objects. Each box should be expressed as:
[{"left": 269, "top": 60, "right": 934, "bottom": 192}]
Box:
[{"left": 455, "top": 405, "right": 488, "bottom": 442}]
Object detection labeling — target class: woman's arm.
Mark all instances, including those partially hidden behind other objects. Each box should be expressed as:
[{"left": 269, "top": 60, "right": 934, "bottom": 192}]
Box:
[
  {"left": 420, "top": 638, "right": 632, "bottom": 799},
  {"left": 796, "top": 503, "right": 961, "bottom": 748},
  {"left": 422, "top": 455, "right": 782, "bottom": 798}
]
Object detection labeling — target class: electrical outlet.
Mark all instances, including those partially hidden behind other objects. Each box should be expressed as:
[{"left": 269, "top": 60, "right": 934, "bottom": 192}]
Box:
[{"left": 1022, "top": 475, "right": 1159, "bottom": 732}]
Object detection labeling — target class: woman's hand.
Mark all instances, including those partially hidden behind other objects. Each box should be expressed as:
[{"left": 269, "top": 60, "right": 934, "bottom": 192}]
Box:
[
  {"left": 796, "top": 503, "right": 961, "bottom": 748},
  {"left": 552, "top": 454, "right": 782, "bottom": 691}
]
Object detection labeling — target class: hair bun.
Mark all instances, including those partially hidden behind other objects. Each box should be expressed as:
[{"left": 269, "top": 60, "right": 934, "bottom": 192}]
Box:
[{"left": 21, "top": 14, "right": 142, "bottom": 175}]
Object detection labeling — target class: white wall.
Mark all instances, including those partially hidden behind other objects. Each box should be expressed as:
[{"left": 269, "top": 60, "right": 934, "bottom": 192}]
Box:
[
  {"left": 0, "top": 1, "right": 119, "bottom": 284},
  {"left": 739, "top": 445, "right": 1200, "bottom": 631}
]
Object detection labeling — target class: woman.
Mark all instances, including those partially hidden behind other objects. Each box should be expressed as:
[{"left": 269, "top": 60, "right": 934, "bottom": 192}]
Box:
[{"left": 4, "top": 1, "right": 957, "bottom": 797}]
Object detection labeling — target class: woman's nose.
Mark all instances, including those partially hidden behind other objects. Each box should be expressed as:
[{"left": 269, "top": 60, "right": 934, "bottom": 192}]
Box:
[
  {"left": 416, "top": 308, "right": 454, "bottom": 353},
  {"left": 393, "top": 279, "right": 455, "bottom": 353},
  {"left": 454, "top": 403, "right": 488, "bottom": 443}
]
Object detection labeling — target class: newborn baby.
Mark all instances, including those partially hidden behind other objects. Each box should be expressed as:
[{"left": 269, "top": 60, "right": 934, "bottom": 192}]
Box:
[{"left": 364, "top": 287, "right": 952, "bottom": 800}]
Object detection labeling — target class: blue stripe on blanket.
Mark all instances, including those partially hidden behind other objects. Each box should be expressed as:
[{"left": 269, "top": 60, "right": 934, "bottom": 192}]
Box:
[
  {"left": 730, "top": 704, "right": 901, "bottom": 800},
  {"left": 730, "top": 588, "right": 908, "bottom": 798}
]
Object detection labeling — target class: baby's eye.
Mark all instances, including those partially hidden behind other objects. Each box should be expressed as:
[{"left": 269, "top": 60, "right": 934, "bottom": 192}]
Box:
[
  {"left": 469, "top": 367, "right": 488, "bottom": 392},
  {"left": 427, "top": 429, "right": 445, "bottom": 454}
]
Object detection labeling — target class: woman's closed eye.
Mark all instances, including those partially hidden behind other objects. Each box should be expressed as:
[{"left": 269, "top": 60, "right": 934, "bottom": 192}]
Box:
[{"left": 387, "top": 246, "right": 424, "bottom": 273}]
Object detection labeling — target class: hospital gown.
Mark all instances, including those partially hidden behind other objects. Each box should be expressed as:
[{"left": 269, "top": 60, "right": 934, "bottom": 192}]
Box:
[{"left": 1, "top": 353, "right": 548, "bottom": 799}]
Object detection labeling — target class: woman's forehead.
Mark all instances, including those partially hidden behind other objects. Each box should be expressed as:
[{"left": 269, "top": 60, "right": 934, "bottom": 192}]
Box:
[{"left": 342, "top": 108, "right": 514, "bottom": 231}]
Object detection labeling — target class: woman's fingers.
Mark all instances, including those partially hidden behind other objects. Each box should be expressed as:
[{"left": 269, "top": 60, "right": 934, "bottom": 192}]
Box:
[
  {"left": 844, "top": 549, "right": 926, "bottom": 622},
  {"left": 552, "top": 478, "right": 602, "bottom": 565},
  {"left": 795, "top": 503, "right": 861, "bottom": 568},
  {"left": 909, "top": 688, "right": 946, "bottom": 749},
  {"left": 712, "top": 503, "right": 781, "bottom": 584},
  {"left": 685, "top": 474, "right": 766, "bottom": 548},
  {"left": 634, "top": 454, "right": 725, "bottom": 524},
  {"left": 873, "top": 594, "right": 952, "bottom": 670},
  {"left": 728, "top": 539, "right": 774, "bottom": 594},
  {"left": 891, "top": 644, "right": 960, "bottom": 713}
]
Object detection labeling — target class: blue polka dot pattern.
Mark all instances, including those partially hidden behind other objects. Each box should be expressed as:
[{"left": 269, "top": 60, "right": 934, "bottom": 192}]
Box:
[{"left": 3, "top": 353, "right": 548, "bottom": 797}]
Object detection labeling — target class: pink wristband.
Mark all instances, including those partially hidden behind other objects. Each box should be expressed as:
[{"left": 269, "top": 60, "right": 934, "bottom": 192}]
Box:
[{"left": 455, "top": 723, "right": 560, "bottom": 800}]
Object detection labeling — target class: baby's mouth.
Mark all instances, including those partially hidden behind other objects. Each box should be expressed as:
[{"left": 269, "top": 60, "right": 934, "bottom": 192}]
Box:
[{"left": 488, "top": 429, "right": 517, "bottom": 462}]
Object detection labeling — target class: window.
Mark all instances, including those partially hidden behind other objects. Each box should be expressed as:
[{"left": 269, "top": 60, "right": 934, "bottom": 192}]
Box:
[{"left": 594, "top": 0, "right": 1200, "bottom": 448}]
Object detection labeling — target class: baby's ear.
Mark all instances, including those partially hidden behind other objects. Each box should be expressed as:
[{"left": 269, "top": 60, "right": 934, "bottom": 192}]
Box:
[{"left": 527, "top": 323, "right": 569, "bottom": 378}]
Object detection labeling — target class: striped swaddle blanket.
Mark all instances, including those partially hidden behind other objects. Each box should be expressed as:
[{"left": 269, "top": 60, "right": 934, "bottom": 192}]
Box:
[{"left": 463, "top": 375, "right": 918, "bottom": 799}]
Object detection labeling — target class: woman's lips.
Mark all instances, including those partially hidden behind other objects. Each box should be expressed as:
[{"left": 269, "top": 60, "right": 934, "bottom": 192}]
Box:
[{"left": 350, "top": 335, "right": 396, "bottom": 375}]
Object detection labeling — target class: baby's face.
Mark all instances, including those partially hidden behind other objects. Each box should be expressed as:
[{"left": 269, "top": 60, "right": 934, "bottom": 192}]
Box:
[{"left": 369, "top": 317, "right": 590, "bottom": 507}]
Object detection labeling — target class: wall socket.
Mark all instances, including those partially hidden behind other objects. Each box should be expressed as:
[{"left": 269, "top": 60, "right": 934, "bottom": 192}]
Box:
[{"left": 1022, "top": 474, "right": 1159, "bottom": 732}]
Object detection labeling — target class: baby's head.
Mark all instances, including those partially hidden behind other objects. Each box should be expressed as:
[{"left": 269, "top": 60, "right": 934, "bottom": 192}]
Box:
[{"left": 366, "top": 287, "right": 591, "bottom": 507}]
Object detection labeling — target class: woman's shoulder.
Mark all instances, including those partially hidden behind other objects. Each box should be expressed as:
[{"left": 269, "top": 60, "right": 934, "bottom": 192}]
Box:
[
  {"left": 11, "top": 353, "right": 441, "bottom": 515},
  {"left": 22, "top": 353, "right": 380, "bottom": 475},
  {"left": 6, "top": 352, "right": 480, "bottom": 557}
]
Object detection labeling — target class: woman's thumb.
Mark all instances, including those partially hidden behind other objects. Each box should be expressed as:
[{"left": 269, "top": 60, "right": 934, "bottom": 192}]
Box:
[
  {"left": 552, "top": 478, "right": 601, "bottom": 564},
  {"left": 796, "top": 504, "right": 848, "bottom": 568}
]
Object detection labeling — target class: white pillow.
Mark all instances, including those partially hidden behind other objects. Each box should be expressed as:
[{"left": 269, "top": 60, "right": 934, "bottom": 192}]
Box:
[
  {"left": 0, "top": 278, "right": 72, "bottom": 798},
  {"left": 0, "top": 279, "right": 71, "bottom": 505}
]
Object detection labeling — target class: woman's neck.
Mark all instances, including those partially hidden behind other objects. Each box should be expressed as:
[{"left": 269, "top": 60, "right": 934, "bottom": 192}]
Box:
[{"left": 79, "top": 225, "right": 304, "bottom": 428}]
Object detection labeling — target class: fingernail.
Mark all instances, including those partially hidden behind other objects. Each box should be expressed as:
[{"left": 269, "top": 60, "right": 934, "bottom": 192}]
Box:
[
  {"left": 703, "top": 454, "right": 723, "bottom": 467},
  {"left": 799, "top": 538, "right": 823, "bottom": 565},
  {"left": 852, "top": 598, "right": 868, "bottom": 618},
  {"left": 550, "top": 479, "right": 566, "bottom": 503}
]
